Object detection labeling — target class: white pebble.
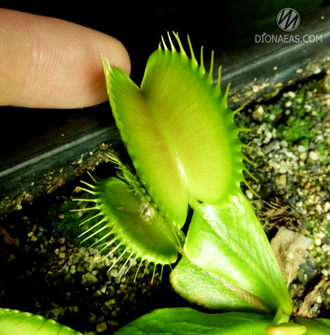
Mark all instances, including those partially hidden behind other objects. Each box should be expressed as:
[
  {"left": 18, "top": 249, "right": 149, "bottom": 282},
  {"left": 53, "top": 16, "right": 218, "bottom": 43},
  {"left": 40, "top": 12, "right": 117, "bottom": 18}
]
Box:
[
  {"left": 277, "top": 174, "right": 287, "bottom": 187},
  {"left": 246, "top": 189, "right": 253, "bottom": 199},
  {"left": 315, "top": 238, "right": 322, "bottom": 246},
  {"left": 252, "top": 106, "right": 264, "bottom": 119},
  {"left": 298, "top": 145, "right": 306, "bottom": 152},
  {"left": 109, "top": 269, "right": 118, "bottom": 277},
  {"left": 324, "top": 202, "right": 330, "bottom": 212},
  {"left": 279, "top": 161, "right": 290, "bottom": 174},
  {"left": 322, "top": 244, "right": 330, "bottom": 253},
  {"left": 287, "top": 91, "right": 296, "bottom": 98},
  {"left": 304, "top": 104, "right": 312, "bottom": 112},
  {"left": 322, "top": 269, "right": 329, "bottom": 277},
  {"left": 309, "top": 151, "right": 319, "bottom": 161},
  {"left": 316, "top": 296, "right": 323, "bottom": 304},
  {"left": 280, "top": 140, "right": 288, "bottom": 148},
  {"left": 265, "top": 131, "right": 273, "bottom": 138}
]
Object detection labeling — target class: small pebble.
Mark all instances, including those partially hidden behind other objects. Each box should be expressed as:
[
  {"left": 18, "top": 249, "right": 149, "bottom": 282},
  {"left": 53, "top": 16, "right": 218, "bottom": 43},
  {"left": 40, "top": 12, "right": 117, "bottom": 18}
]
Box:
[
  {"left": 57, "top": 237, "right": 66, "bottom": 245},
  {"left": 298, "top": 145, "right": 306, "bottom": 152},
  {"left": 316, "top": 296, "right": 323, "bottom": 304},
  {"left": 309, "top": 151, "right": 319, "bottom": 161},
  {"left": 263, "top": 140, "right": 280, "bottom": 154},
  {"left": 315, "top": 238, "right": 322, "bottom": 246}
]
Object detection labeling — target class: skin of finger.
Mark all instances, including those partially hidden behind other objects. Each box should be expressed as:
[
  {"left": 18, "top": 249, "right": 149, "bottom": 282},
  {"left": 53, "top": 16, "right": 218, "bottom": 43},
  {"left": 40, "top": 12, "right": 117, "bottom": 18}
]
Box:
[{"left": 0, "top": 8, "right": 131, "bottom": 108}]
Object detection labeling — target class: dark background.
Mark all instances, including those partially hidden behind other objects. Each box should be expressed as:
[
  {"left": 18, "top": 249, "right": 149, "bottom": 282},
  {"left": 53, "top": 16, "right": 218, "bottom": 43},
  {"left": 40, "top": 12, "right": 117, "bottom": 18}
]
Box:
[{"left": 0, "top": 1, "right": 325, "bottom": 81}]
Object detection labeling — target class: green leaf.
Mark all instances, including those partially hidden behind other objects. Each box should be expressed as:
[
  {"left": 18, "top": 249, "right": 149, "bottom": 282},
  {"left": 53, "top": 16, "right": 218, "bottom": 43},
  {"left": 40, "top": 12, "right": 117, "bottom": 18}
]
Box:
[
  {"left": 294, "top": 318, "right": 330, "bottom": 335},
  {"left": 103, "top": 33, "right": 247, "bottom": 228},
  {"left": 114, "top": 307, "right": 274, "bottom": 335},
  {"left": 170, "top": 255, "right": 273, "bottom": 313},
  {"left": 78, "top": 175, "right": 184, "bottom": 269},
  {"left": 0, "top": 308, "right": 82, "bottom": 335},
  {"left": 265, "top": 309, "right": 306, "bottom": 334},
  {"left": 184, "top": 192, "right": 292, "bottom": 315},
  {"left": 265, "top": 323, "right": 307, "bottom": 335}
]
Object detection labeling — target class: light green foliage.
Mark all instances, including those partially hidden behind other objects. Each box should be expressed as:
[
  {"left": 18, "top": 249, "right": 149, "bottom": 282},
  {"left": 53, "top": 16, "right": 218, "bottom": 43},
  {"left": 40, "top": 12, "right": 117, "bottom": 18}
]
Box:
[
  {"left": 265, "top": 309, "right": 306, "bottom": 335},
  {"left": 0, "top": 308, "right": 82, "bottom": 335},
  {"left": 293, "top": 318, "right": 330, "bottom": 335},
  {"left": 170, "top": 255, "right": 273, "bottom": 313},
  {"left": 114, "top": 307, "right": 274, "bottom": 335},
  {"left": 265, "top": 323, "right": 307, "bottom": 335},
  {"left": 103, "top": 33, "right": 248, "bottom": 228},
  {"left": 75, "top": 154, "right": 184, "bottom": 273},
  {"left": 183, "top": 192, "right": 292, "bottom": 315},
  {"left": 92, "top": 176, "right": 184, "bottom": 266}
]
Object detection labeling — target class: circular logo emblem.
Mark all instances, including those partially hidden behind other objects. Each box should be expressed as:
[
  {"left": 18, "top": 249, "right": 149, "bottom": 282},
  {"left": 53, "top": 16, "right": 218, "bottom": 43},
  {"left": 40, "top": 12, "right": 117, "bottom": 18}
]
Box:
[{"left": 277, "top": 8, "right": 300, "bottom": 32}]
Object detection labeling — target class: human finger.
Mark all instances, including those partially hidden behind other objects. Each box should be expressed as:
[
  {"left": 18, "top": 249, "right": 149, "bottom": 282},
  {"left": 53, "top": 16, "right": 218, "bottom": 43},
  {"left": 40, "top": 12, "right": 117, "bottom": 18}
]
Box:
[{"left": 0, "top": 8, "right": 131, "bottom": 108}]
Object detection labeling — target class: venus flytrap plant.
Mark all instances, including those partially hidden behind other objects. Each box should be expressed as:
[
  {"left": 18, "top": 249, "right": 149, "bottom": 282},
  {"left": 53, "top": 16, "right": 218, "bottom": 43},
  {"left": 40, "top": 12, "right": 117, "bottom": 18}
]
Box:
[
  {"left": 74, "top": 32, "right": 329, "bottom": 335},
  {"left": 72, "top": 31, "right": 255, "bottom": 281},
  {"left": 2, "top": 32, "right": 330, "bottom": 335},
  {"left": 99, "top": 32, "right": 330, "bottom": 335},
  {"left": 91, "top": 32, "right": 315, "bottom": 335}
]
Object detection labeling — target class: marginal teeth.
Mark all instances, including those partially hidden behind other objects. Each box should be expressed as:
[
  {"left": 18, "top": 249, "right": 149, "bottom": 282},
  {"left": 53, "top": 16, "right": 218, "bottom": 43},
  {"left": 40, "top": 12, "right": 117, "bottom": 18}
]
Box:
[{"left": 72, "top": 154, "right": 184, "bottom": 283}]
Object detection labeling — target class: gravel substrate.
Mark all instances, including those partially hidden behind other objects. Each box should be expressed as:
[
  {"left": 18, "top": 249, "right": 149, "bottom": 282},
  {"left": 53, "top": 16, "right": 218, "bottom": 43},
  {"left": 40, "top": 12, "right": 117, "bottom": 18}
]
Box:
[
  {"left": 237, "top": 73, "right": 330, "bottom": 319},
  {"left": 1, "top": 74, "right": 330, "bottom": 334},
  {"left": 0, "top": 179, "right": 185, "bottom": 334}
]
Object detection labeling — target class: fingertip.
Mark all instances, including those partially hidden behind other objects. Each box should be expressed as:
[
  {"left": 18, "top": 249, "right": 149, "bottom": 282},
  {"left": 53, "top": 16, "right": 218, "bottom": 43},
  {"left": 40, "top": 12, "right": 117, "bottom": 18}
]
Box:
[
  {"left": 0, "top": 9, "right": 131, "bottom": 109},
  {"left": 104, "top": 37, "right": 131, "bottom": 77}
]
